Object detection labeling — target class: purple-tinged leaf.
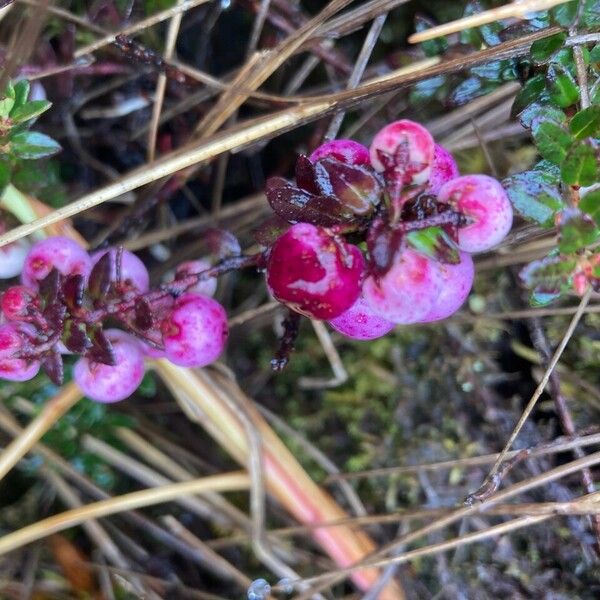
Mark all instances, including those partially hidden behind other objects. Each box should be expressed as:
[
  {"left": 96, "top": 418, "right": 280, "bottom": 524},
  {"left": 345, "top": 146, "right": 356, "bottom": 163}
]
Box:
[
  {"left": 39, "top": 268, "right": 62, "bottom": 306},
  {"left": 63, "top": 320, "right": 91, "bottom": 353},
  {"left": 134, "top": 298, "right": 153, "bottom": 331},
  {"left": 87, "top": 327, "right": 116, "bottom": 366},
  {"left": 366, "top": 219, "right": 404, "bottom": 277},
  {"left": 253, "top": 215, "right": 291, "bottom": 247},
  {"left": 520, "top": 254, "right": 576, "bottom": 305},
  {"left": 63, "top": 274, "right": 85, "bottom": 310},
  {"left": 42, "top": 351, "right": 64, "bottom": 386},
  {"left": 557, "top": 208, "right": 600, "bottom": 253},
  {"left": 295, "top": 155, "right": 319, "bottom": 194},
  {"left": 88, "top": 251, "right": 112, "bottom": 300},
  {"left": 43, "top": 302, "right": 67, "bottom": 331}
]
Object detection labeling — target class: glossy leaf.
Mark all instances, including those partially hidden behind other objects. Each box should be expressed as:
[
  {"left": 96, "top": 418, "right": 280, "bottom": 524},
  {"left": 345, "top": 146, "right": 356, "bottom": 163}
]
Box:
[
  {"left": 415, "top": 14, "right": 448, "bottom": 57},
  {"left": 561, "top": 140, "right": 599, "bottom": 187},
  {"left": 503, "top": 171, "right": 563, "bottom": 228},
  {"left": 87, "top": 252, "right": 112, "bottom": 300},
  {"left": 294, "top": 155, "right": 319, "bottom": 194},
  {"left": 530, "top": 32, "right": 567, "bottom": 65},
  {"left": 11, "top": 131, "right": 61, "bottom": 159},
  {"left": 10, "top": 100, "right": 51, "bottom": 124},
  {"left": 520, "top": 254, "right": 576, "bottom": 298},
  {"left": 512, "top": 74, "right": 546, "bottom": 116},
  {"left": 569, "top": 106, "right": 600, "bottom": 140},
  {"left": 518, "top": 102, "right": 565, "bottom": 130},
  {"left": 582, "top": 0, "right": 600, "bottom": 27},
  {"left": 580, "top": 189, "right": 600, "bottom": 227},
  {"left": 407, "top": 227, "right": 460, "bottom": 264},
  {"left": 546, "top": 64, "right": 580, "bottom": 108},
  {"left": 253, "top": 215, "right": 290, "bottom": 246},
  {"left": 63, "top": 320, "right": 91, "bottom": 353},
  {"left": 532, "top": 119, "right": 572, "bottom": 164},
  {"left": 557, "top": 208, "right": 600, "bottom": 253},
  {"left": 551, "top": 1, "right": 577, "bottom": 26},
  {"left": 63, "top": 274, "right": 85, "bottom": 310},
  {"left": 366, "top": 220, "right": 404, "bottom": 277},
  {"left": 88, "top": 327, "right": 116, "bottom": 366},
  {"left": 12, "top": 80, "right": 30, "bottom": 109}
]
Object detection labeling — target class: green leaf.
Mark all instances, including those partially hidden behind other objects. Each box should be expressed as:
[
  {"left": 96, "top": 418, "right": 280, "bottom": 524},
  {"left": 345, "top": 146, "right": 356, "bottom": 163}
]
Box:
[
  {"left": 503, "top": 171, "right": 564, "bottom": 227},
  {"left": 511, "top": 74, "right": 546, "bottom": 116},
  {"left": 582, "top": 0, "right": 600, "bottom": 27},
  {"left": 12, "top": 79, "right": 30, "bottom": 109},
  {"left": 591, "top": 44, "right": 600, "bottom": 64},
  {"left": 532, "top": 119, "right": 573, "bottom": 164},
  {"left": 520, "top": 254, "right": 576, "bottom": 301},
  {"left": 518, "top": 102, "right": 565, "bottom": 129},
  {"left": 0, "top": 161, "right": 10, "bottom": 192},
  {"left": 9, "top": 100, "right": 51, "bottom": 123},
  {"left": 415, "top": 15, "right": 448, "bottom": 57},
  {"left": 570, "top": 106, "right": 600, "bottom": 140},
  {"left": 561, "top": 140, "right": 599, "bottom": 186},
  {"left": 551, "top": 0, "right": 577, "bottom": 26},
  {"left": 546, "top": 64, "right": 580, "bottom": 108},
  {"left": 0, "top": 96, "right": 15, "bottom": 118},
  {"left": 591, "top": 78, "right": 600, "bottom": 106},
  {"left": 530, "top": 32, "right": 567, "bottom": 65},
  {"left": 10, "top": 131, "right": 61, "bottom": 159},
  {"left": 557, "top": 208, "right": 600, "bottom": 253},
  {"left": 580, "top": 189, "right": 600, "bottom": 227},
  {"left": 406, "top": 227, "right": 460, "bottom": 264}
]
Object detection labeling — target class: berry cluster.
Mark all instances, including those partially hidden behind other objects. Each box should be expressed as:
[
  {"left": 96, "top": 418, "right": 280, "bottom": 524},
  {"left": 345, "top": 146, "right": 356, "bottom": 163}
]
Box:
[
  {"left": 264, "top": 120, "right": 513, "bottom": 342},
  {"left": 0, "top": 236, "right": 227, "bottom": 402}
]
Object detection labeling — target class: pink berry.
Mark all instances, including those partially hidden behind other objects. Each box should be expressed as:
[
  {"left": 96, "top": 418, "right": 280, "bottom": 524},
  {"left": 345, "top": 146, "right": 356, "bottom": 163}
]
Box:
[
  {"left": 90, "top": 248, "right": 150, "bottom": 292},
  {"left": 437, "top": 175, "right": 513, "bottom": 254},
  {"left": 161, "top": 293, "right": 228, "bottom": 368},
  {"left": 266, "top": 223, "right": 365, "bottom": 320},
  {"left": 1, "top": 286, "right": 39, "bottom": 321},
  {"left": 363, "top": 247, "right": 441, "bottom": 324},
  {"left": 0, "top": 323, "right": 40, "bottom": 382},
  {"left": 369, "top": 120, "right": 435, "bottom": 185},
  {"left": 309, "top": 139, "right": 371, "bottom": 166},
  {"left": 328, "top": 295, "right": 395, "bottom": 340},
  {"left": 420, "top": 252, "right": 474, "bottom": 322},
  {"left": 175, "top": 259, "right": 217, "bottom": 297},
  {"left": 73, "top": 329, "right": 145, "bottom": 403},
  {"left": 427, "top": 144, "right": 459, "bottom": 196},
  {"left": 0, "top": 240, "right": 30, "bottom": 279},
  {"left": 21, "top": 236, "right": 91, "bottom": 288}
]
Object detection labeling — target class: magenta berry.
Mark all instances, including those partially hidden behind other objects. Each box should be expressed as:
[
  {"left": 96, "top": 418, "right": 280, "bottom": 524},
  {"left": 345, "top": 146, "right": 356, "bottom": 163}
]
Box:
[
  {"left": 175, "top": 259, "right": 217, "bottom": 297},
  {"left": 0, "top": 240, "right": 29, "bottom": 279},
  {"left": 328, "top": 295, "right": 395, "bottom": 341},
  {"left": 266, "top": 223, "right": 365, "bottom": 320},
  {"left": 369, "top": 120, "right": 435, "bottom": 185},
  {"left": 1, "top": 286, "right": 39, "bottom": 321},
  {"left": 73, "top": 329, "right": 145, "bottom": 403},
  {"left": 161, "top": 292, "right": 228, "bottom": 368},
  {"left": 309, "top": 139, "right": 371, "bottom": 166},
  {"left": 22, "top": 236, "right": 92, "bottom": 288},
  {"left": 0, "top": 323, "right": 40, "bottom": 381},
  {"left": 427, "top": 144, "right": 459, "bottom": 196},
  {"left": 363, "top": 247, "right": 441, "bottom": 324},
  {"left": 420, "top": 252, "right": 474, "bottom": 322},
  {"left": 90, "top": 248, "right": 150, "bottom": 292},
  {"left": 437, "top": 175, "right": 513, "bottom": 253},
  {"left": 0, "top": 323, "right": 24, "bottom": 359}
]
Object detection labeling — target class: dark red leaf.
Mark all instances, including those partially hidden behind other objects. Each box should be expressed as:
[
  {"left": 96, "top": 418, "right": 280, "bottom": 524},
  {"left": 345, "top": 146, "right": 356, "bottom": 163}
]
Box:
[
  {"left": 134, "top": 298, "right": 153, "bottom": 331},
  {"left": 43, "top": 302, "right": 67, "bottom": 330},
  {"left": 295, "top": 155, "right": 319, "bottom": 194},
  {"left": 63, "top": 320, "right": 91, "bottom": 353},
  {"left": 366, "top": 219, "right": 404, "bottom": 277},
  {"left": 88, "top": 252, "right": 112, "bottom": 300},
  {"left": 42, "top": 352, "right": 64, "bottom": 386},
  {"left": 63, "top": 274, "right": 85, "bottom": 310},
  {"left": 253, "top": 215, "right": 291, "bottom": 246},
  {"left": 39, "top": 268, "right": 62, "bottom": 306},
  {"left": 87, "top": 327, "right": 116, "bottom": 366}
]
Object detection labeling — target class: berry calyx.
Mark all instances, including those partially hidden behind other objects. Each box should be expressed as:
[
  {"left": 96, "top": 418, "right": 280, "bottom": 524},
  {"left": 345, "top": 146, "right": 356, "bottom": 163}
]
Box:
[
  {"left": 161, "top": 292, "right": 228, "bottom": 368},
  {"left": 90, "top": 248, "right": 150, "bottom": 292},
  {"left": 1, "top": 286, "right": 39, "bottom": 321},
  {"left": 309, "top": 139, "right": 371, "bottom": 165},
  {"left": 175, "top": 259, "right": 217, "bottom": 297},
  {"left": 420, "top": 252, "right": 474, "bottom": 322},
  {"left": 73, "top": 329, "right": 145, "bottom": 403},
  {"left": 363, "top": 247, "right": 441, "bottom": 324},
  {"left": 427, "top": 144, "right": 460, "bottom": 196},
  {"left": 266, "top": 223, "right": 365, "bottom": 320},
  {"left": 328, "top": 295, "right": 395, "bottom": 340},
  {"left": 369, "top": 120, "right": 435, "bottom": 186},
  {"left": 437, "top": 175, "right": 513, "bottom": 254},
  {"left": 22, "top": 236, "right": 92, "bottom": 289}
]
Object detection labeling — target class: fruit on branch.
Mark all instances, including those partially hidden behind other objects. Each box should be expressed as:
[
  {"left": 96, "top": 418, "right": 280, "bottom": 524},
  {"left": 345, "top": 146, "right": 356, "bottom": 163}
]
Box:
[
  {"left": 0, "top": 322, "right": 40, "bottom": 381},
  {"left": 21, "top": 236, "right": 92, "bottom": 289},
  {"left": 0, "top": 239, "right": 30, "bottom": 279},
  {"left": 266, "top": 223, "right": 365, "bottom": 320},
  {"left": 369, "top": 119, "right": 435, "bottom": 186},
  {"left": 73, "top": 329, "right": 145, "bottom": 403},
  {"left": 1, "top": 285, "right": 39, "bottom": 321},
  {"left": 427, "top": 144, "right": 460, "bottom": 196},
  {"left": 175, "top": 259, "right": 217, "bottom": 297},
  {"left": 161, "top": 292, "right": 228, "bottom": 368},
  {"left": 363, "top": 246, "right": 441, "bottom": 324},
  {"left": 90, "top": 248, "right": 150, "bottom": 293},
  {"left": 309, "top": 139, "right": 371, "bottom": 166},
  {"left": 420, "top": 251, "right": 474, "bottom": 322},
  {"left": 437, "top": 175, "right": 513, "bottom": 253},
  {"left": 328, "top": 295, "right": 395, "bottom": 340}
]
